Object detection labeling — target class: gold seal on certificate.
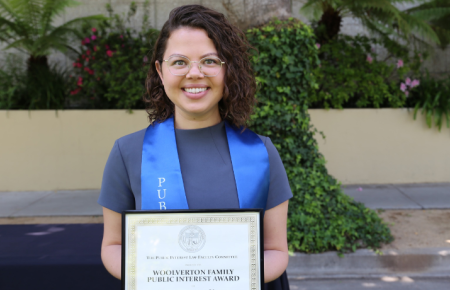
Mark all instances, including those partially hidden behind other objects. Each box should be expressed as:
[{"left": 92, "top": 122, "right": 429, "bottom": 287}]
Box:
[{"left": 122, "top": 209, "right": 264, "bottom": 290}]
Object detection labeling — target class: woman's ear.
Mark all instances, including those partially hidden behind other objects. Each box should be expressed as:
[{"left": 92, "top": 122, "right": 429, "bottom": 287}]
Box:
[{"left": 155, "top": 61, "right": 164, "bottom": 85}]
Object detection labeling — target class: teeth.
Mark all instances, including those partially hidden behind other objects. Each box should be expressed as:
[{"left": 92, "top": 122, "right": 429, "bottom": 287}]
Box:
[{"left": 185, "top": 87, "right": 207, "bottom": 94}]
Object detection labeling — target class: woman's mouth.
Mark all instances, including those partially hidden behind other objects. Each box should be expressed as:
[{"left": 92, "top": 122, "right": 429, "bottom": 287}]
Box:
[
  {"left": 182, "top": 87, "right": 209, "bottom": 94},
  {"left": 182, "top": 87, "right": 210, "bottom": 99}
]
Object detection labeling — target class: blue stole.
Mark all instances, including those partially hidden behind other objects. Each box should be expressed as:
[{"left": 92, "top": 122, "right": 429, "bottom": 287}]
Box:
[{"left": 141, "top": 116, "right": 270, "bottom": 210}]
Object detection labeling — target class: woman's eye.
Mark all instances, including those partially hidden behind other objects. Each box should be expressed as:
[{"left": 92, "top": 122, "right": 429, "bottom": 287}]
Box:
[
  {"left": 173, "top": 60, "right": 186, "bottom": 66},
  {"left": 203, "top": 59, "right": 219, "bottom": 65}
]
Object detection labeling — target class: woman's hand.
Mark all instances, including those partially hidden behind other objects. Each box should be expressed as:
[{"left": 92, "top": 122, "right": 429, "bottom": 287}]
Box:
[
  {"left": 101, "top": 207, "right": 123, "bottom": 279},
  {"left": 263, "top": 200, "right": 289, "bottom": 283}
]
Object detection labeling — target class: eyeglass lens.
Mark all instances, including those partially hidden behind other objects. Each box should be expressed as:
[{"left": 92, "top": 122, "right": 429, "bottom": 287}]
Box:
[{"left": 166, "top": 56, "right": 222, "bottom": 76}]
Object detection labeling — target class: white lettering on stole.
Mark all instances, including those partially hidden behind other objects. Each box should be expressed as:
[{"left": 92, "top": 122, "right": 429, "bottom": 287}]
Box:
[
  {"left": 158, "top": 177, "right": 166, "bottom": 209},
  {"left": 157, "top": 189, "right": 166, "bottom": 199}
]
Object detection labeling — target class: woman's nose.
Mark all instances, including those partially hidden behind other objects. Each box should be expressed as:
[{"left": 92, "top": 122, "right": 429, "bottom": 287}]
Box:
[{"left": 186, "top": 62, "right": 204, "bottom": 79}]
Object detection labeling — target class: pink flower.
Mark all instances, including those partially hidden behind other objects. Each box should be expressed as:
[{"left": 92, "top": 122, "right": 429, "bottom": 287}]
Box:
[
  {"left": 120, "top": 35, "right": 124, "bottom": 39},
  {"left": 86, "top": 50, "right": 91, "bottom": 56},
  {"left": 357, "top": 187, "right": 363, "bottom": 192},
  {"left": 106, "top": 50, "right": 113, "bottom": 57},
  {"left": 405, "top": 91, "right": 409, "bottom": 97},
  {"left": 84, "top": 67, "right": 90, "bottom": 72},
  {"left": 92, "top": 27, "right": 97, "bottom": 32},
  {"left": 405, "top": 77, "right": 411, "bottom": 86},
  {"left": 88, "top": 69, "right": 94, "bottom": 75},
  {"left": 94, "top": 46, "right": 98, "bottom": 52},
  {"left": 366, "top": 55, "right": 373, "bottom": 63},
  {"left": 411, "top": 79, "right": 420, "bottom": 88},
  {"left": 70, "top": 88, "right": 81, "bottom": 95},
  {"left": 397, "top": 59, "right": 404, "bottom": 68},
  {"left": 91, "top": 35, "right": 97, "bottom": 40},
  {"left": 105, "top": 44, "right": 110, "bottom": 50},
  {"left": 316, "top": 43, "right": 321, "bottom": 49},
  {"left": 400, "top": 83, "right": 407, "bottom": 92},
  {"left": 81, "top": 40, "right": 85, "bottom": 45},
  {"left": 143, "top": 56, "right": 148, "bottom": 63},
  {"left": 84, "top": 37, "right": 90, "bottom": 44},
  {"left": 77, "top": 77, "right": 83, "bottom": 86}
]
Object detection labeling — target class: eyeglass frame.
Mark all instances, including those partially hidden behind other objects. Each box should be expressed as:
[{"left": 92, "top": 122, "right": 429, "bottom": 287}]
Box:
[{"left": 163, "top": 55, "right": 225, "bottom": 77}]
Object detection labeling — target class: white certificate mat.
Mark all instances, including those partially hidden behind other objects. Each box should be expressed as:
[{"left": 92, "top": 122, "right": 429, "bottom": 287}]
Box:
[{"left": 123, "top": 210, "right": 263, "bottom": 290}]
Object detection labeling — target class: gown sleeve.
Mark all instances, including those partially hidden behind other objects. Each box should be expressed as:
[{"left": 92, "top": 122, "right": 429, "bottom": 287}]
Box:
[
  {"left": 262, "top": 137, "right": 293, "bottom": 210},
  {"left": 98, "top": 140, "right": 136, "bottom": 213}
]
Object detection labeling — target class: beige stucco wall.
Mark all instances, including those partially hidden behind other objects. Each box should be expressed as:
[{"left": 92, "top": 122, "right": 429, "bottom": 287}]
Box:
[
  {"left": 1, "top": 109, "right": 449, "bottom": 192},
  {"left": 309, "top": 109, "right": 450, "bottom": 185},
  {"left": 0, "top": 110, "right": 149, "bottom": 192}
]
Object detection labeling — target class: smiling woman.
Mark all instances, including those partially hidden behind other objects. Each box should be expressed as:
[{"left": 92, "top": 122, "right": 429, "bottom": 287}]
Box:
[
  {"left": 98, "top": 5, "right": 292, "bottom": 290},
  {"left": 144, "top": 5, "right": 257, "bottom": 129},
  {"left": 154, "top": 28, "right": 226, "bottom": 129}
]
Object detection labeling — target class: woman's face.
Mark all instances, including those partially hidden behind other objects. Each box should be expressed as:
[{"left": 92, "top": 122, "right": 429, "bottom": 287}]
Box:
[{"left": 156, "top": 27, "right": 225, "bottom": 126}]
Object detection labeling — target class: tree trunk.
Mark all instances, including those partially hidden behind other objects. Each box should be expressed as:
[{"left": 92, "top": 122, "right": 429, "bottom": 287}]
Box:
[
  {"left": 317, "top": 6, "right": 342, "bottom": 43},
  {"left": 223, "top": 0, "right": 292, "bottom": 30},
  {"left": 27, "top": 55, "right": 49, "bottom": 75}
]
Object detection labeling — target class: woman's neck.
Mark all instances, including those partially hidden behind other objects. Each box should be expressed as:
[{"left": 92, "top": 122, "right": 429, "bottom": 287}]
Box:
[{"left": 174, "top": 109, "right": 222, "bottom": 129}]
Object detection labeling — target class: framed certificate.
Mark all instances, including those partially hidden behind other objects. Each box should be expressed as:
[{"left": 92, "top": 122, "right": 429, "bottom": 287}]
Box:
[{"left": 122, "top": 209, "right": 264, "bottom": 290}]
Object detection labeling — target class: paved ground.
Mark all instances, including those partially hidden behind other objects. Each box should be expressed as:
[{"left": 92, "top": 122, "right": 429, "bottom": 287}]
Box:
[
  {"left": 289, "top": 277, "right": 450, "bottom": 290},
  {"left": 0, "top": 190, "right": 103, "bottom": 217},
  {"left": 343, "top": 183, "right": 450, "bottom": 210}
]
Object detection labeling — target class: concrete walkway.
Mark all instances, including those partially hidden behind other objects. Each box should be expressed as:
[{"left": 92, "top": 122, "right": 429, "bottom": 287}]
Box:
[
  {"left": 343, "top": 183, "right": 450, "bottom": 210},
  {"left": 1, "top": 183, "right": 449, "bottom": 218},
  {"left": 0, "top": 190, "right": 103, "bottom": 217}
]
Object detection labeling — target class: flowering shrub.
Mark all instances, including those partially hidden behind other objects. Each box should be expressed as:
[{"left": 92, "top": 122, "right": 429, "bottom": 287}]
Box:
[
  {"left": 407, "top": 71, "right": 450, "bottom": 131},
  {"left": 70, "top": 2, "right": 158, "bottom": 109},
  {"left": 309, "top": 35, "right": 424, "bottom": 109}
]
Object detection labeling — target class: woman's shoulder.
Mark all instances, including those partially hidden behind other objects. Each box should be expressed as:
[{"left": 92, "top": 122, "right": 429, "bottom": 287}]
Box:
[
  {"left": 254, "top": 133, "right": 283, "bottom": 163},
  {"left": 116, "top": 128, "right": 146, "bottom": 147},
  {"left": 255, "top": 134, "right": 276, "bottom": 152},
  {"left": 112, "top": 128, "right": 147, "bottom": 160},
  {"left": 256, "top": 134, "right": 268, "bottom": 144}
]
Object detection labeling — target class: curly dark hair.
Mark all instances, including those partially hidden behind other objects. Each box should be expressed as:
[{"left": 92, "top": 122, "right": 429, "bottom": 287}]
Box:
[{"left": 144, "top": 5, "right": 256, "bottom": 127}]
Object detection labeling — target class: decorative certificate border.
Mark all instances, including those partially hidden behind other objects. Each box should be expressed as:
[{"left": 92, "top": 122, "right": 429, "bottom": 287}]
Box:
[{"left": 122, "top": 210, "right": 263, "bottom": 290}]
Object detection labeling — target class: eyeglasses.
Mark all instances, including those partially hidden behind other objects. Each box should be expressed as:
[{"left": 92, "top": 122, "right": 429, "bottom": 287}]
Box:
[{"left": 164, "top": 55, "right": 225, "bottom": 77}]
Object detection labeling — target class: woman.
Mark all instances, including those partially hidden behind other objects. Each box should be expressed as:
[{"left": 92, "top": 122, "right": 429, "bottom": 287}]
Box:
[{"left": 99, "top": 4, "right": 292, "bottom": 289}]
